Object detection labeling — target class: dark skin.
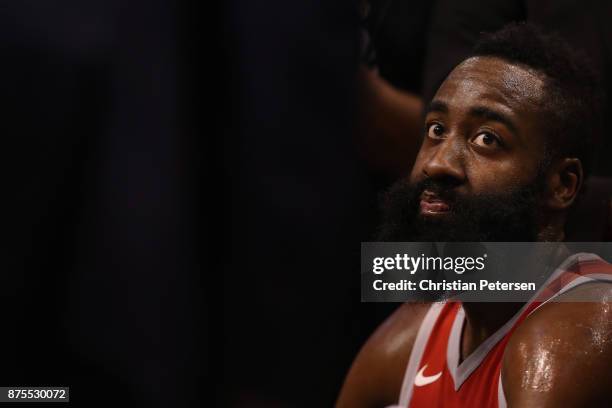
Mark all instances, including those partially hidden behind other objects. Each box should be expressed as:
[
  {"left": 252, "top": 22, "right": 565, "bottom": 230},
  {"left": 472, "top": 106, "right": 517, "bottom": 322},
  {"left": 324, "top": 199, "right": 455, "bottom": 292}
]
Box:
[
  {"left": 357, "top": 67, "right": 423, "bottom": 177},
  {"left": 337, "top": 56, "right": 612, "bottom": 407}
]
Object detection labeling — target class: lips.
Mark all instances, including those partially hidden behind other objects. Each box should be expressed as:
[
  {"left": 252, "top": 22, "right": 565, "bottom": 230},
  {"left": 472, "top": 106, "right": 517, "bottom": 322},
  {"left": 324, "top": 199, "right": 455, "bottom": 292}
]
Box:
[{"left": 420, "top": 190, "right": 451, "bottom": 215}]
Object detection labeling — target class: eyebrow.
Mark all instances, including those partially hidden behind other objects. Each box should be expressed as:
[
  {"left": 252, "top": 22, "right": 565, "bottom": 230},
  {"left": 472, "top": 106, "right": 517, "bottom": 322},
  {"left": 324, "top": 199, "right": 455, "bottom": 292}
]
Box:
[
  {"left": 469, "top": 106, "right": 518, "bottom": 135},
  {"left": 426, "top": 99, "right": 519, "bottom": 135},
  {"left": 425, "top": 100, "right": 448, "bottom": 115}
]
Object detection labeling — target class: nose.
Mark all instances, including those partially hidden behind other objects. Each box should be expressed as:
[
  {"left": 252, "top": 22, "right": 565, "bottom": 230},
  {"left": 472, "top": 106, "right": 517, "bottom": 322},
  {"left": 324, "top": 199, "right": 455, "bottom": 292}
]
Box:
[{"left": 422, "top": 137, "right": 466, "bottom": 183}]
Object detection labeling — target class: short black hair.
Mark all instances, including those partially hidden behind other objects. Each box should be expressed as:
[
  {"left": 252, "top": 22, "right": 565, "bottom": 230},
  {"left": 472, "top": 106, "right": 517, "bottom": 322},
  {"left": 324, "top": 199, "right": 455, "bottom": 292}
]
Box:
[{"left": 471, "top": 22, "right": 604, "bottom": 177}]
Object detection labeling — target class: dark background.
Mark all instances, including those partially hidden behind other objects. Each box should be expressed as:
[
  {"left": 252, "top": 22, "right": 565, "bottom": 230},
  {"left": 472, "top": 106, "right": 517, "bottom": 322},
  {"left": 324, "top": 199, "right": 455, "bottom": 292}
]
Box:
[
  {"left": 4, "top": 0, "right": 387, "bottom": 406},
  {"left": 5, "top": 0, "right": 199, "bottom": 406},
  {"left": 5, "top": 0, "right": 612, "bottom": 407}
]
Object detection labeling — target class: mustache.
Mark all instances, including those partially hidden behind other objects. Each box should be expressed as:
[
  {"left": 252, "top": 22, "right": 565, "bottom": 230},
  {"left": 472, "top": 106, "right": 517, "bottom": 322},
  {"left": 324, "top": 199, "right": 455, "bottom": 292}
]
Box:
[
  {"left": 378, "top": 175, "right": 542, "bottom": 242},
  {"left": 411, "top": 178, "right": 460, "bottom": 203},
  {"left": 381, "top": 178, "right": 456, "bottom": 211}
]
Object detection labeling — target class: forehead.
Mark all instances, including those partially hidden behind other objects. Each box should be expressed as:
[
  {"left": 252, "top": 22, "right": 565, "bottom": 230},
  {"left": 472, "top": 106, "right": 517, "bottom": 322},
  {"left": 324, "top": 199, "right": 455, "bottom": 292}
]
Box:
[{"left": 435, "top": 56, "right": 547, "bottom": 115}]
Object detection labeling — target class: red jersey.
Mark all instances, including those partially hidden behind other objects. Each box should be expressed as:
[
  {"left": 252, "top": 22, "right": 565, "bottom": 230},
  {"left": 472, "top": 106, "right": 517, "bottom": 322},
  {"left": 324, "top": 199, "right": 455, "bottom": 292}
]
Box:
[{"left": 387, "top": 253, "right": 612, "bottom": 408}]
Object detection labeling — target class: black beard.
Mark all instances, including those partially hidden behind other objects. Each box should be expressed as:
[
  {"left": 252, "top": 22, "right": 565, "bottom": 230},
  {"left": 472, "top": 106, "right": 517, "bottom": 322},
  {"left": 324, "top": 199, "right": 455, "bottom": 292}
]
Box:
[{"left": 377, "top": 178, "right": 543, "bottom": 242}]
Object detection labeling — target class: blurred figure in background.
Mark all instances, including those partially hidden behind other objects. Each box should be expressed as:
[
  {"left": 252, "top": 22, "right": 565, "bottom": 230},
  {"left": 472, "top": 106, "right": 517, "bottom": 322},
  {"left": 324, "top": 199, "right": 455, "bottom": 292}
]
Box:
[{"left": 357, "top": 0, "right": 435, "bottom": 179}]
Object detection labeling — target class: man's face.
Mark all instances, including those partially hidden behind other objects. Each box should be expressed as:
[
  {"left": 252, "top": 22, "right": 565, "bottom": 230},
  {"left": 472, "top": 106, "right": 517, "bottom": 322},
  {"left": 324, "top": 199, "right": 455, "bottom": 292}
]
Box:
[
  {"left": 380, "top": 56, "right": 552, "bottom": 241},
  {"left": 412, "top": 56, "right": 549, "bottom": 206}
]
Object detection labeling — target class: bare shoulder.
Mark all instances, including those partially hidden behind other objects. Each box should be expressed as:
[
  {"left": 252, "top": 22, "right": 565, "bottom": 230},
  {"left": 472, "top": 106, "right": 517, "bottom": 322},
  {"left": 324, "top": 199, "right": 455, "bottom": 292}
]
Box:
[
  {"left": 336, "top": 302, "right": 431, "bottom": 408},
  {"left": 503, "top": 282, "right": 612, "bottom": 408}
]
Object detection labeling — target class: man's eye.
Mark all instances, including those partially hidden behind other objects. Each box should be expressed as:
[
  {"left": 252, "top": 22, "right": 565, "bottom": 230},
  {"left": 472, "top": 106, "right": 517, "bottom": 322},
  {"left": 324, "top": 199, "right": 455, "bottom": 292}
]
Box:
[
  {"left": 472, "top": 132, "right": 501, "bottom": 148},
  {"left": 427, "top": 123, "right": 445, "bottom": 138}
]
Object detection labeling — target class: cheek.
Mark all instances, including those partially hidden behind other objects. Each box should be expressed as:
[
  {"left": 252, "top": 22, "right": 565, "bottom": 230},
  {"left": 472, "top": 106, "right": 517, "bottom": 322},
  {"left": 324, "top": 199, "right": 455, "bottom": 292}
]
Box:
[
  {"left": 466, "top": 157, "right": 540, "bottom": 192},
  {"left": 409, "top": 150, "right": 428, "bottom": 183}
]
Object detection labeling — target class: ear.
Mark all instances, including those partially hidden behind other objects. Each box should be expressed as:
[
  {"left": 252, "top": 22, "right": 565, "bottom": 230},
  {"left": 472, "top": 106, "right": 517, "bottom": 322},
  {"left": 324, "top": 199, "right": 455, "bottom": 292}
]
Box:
[{"left": 544, "top": 158, "right": 583, "bottom": 210}]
